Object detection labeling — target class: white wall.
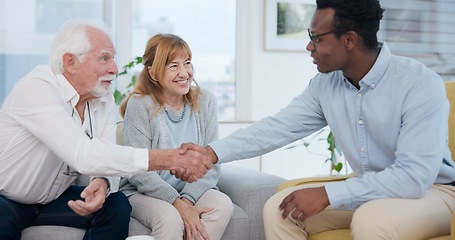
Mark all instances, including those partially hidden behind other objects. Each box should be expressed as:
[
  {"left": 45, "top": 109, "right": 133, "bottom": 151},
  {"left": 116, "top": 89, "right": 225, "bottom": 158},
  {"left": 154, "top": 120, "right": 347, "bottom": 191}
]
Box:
[{"left": 236, "top": 0, "right": 318, "bottom": 121}]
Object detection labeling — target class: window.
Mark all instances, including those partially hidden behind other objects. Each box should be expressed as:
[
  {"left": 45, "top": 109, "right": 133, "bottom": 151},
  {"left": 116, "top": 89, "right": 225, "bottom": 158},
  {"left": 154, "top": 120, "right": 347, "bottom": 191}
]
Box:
[
  {"left": 379, "top": 0, "right": 455, "bottom": 81},
  {"left": 0, "top": 0, "right": 105, "bottom": 103},
  {"left": 36, "top": 0, "right": 103, "bottom": 33},
  {"left": 1, "top": 0, "right": 236, "bottom": 121}
]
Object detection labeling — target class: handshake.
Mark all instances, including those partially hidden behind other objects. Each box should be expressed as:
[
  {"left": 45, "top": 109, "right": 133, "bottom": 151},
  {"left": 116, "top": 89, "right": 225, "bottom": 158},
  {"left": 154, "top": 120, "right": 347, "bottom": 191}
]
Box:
[{"left": 148, "top": 143, "right": 218, "bottom": 183}]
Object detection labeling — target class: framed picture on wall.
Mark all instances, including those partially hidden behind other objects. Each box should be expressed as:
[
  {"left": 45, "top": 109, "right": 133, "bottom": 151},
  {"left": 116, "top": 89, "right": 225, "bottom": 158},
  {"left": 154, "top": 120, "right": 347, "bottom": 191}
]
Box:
[{"left": 264, "top": 0, "right": 316, "bottom": 52}]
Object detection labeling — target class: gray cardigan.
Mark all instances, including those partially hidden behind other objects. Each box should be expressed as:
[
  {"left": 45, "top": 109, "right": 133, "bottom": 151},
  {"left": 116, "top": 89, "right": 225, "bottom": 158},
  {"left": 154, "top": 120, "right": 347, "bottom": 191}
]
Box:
[{"left": 119, "top": 89, "right": 220, "bottom": 204}]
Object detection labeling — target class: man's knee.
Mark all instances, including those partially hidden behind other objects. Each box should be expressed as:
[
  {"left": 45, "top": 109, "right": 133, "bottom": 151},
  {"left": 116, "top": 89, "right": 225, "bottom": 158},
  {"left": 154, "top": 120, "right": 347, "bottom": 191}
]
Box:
[
  {"left": 0, "top": 196, "right": 30, "bottom": 239},
  {"left": 351, "top": 200, "right": 392, "bottom": 238},
  {"left": 264, "top": 186, "right": 311, "bottom": 221},
  {"left": 263, "top": 191, "right": 286, "bottom": 224},
  {"left": 0, "top": 196, "right": 15, "bottom": 216},
  {"left": 104, "top": 192, "right": 132, "bottom": 219}
]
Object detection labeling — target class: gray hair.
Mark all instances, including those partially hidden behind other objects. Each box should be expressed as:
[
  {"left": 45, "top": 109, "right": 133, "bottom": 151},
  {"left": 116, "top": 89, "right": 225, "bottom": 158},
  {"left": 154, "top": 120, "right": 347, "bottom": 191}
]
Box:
[{"left": 49, "top": 19, "right": 112, "bottom": 73}]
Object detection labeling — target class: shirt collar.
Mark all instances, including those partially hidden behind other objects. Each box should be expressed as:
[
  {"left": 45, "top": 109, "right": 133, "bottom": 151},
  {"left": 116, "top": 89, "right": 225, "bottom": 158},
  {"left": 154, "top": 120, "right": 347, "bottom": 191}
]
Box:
[
  {"left": 54, "top": 71, "right": 110, "bottom": 110},
  {"left": 357, "top": 42, "right": 390, "bottom": 89},
  {"left": 53, "top": 72, "right": 79, "bottom": 109}
]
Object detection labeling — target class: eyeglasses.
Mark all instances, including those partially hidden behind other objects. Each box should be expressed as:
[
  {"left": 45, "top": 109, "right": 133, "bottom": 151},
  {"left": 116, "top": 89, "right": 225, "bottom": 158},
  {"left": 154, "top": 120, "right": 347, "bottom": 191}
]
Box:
[
  {"left": 166, "top": 61, "right": 193, "bottom": 72},
  {"left": 307, "top": 28, "right": 347, "bottom": 44}
]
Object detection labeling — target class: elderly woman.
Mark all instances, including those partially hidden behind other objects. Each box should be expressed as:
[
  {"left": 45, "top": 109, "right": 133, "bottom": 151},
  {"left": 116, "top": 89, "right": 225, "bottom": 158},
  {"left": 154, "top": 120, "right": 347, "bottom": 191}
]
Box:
[{"left": 119, "top": 34, "right": 233, "bottom": 240}]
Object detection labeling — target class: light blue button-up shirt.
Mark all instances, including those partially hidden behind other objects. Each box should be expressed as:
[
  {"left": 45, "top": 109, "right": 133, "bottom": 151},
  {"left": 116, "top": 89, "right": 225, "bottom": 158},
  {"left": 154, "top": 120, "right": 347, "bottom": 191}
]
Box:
[{"left": 210, "top": 42, "right": 455, "bottom": 210}]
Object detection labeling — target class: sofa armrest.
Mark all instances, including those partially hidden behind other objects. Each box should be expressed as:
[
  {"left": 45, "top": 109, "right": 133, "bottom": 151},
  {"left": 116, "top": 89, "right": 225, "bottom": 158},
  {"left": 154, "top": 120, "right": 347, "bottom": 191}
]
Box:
[
  {"left": 277, "top": 173, "right": 355, "bottom": 192},
  {"left": 452, "top": 211, "right": 455, "bottom": 240},
  {"left": 217, "top": 164, "right": 286, "bottom": 239}
]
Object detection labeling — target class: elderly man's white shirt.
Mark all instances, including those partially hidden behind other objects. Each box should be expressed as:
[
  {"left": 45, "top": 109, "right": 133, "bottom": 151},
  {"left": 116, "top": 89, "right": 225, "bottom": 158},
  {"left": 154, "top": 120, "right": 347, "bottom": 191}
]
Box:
[{"left": 0, "top": 65, "right": 148, "bottom": 204}]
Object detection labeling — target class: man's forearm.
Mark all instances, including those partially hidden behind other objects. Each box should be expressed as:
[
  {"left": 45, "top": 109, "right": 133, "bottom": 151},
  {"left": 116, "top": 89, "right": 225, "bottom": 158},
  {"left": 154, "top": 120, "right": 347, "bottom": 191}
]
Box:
[
  {"left": 147, "top": 149, "right": 189, "bottom": 181},
  {"left": 147, "top": 149, "right": 175, "bottom": 171}
]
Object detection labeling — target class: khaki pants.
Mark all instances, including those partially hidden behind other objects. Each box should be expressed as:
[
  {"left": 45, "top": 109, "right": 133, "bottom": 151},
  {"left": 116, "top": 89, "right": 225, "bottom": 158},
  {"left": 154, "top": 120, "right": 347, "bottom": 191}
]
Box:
[
  {"left": 129, "top": 189, "right": 233, "bottom": 240},
  {"left": 263, "top": 183, "right": 455, "bottom": 240}
]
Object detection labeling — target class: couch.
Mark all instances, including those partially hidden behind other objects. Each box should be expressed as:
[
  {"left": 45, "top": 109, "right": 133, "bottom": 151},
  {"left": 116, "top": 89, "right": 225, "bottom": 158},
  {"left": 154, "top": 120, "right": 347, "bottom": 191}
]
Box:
[{"left": 20, "top": 122, "right": 286, "bottom": 240}]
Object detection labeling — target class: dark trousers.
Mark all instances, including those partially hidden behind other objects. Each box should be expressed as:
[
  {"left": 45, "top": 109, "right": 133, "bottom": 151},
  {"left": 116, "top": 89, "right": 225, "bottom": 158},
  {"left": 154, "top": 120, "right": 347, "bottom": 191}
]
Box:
[{"left": 0, "top": 186, "right": 131, "bottom": 240}]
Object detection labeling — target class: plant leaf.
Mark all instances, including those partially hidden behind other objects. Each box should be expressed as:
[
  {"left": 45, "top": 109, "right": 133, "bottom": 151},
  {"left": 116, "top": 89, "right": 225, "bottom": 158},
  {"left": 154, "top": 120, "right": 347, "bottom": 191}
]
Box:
[
  {"left": 333, "top": 162, "right": 343, "bottom": 172},
  {"left": 113, "top": 89, "right": 125, "bottom": 105}
]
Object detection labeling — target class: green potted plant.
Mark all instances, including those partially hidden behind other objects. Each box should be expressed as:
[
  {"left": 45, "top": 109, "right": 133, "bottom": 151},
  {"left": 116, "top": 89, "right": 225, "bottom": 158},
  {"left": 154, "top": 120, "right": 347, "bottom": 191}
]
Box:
[
  {"left": 286, "top": 128, "right": 345, "bottom": 175},
  {"left": 114, "top": 56, "right": 143, "bottom": 105}
]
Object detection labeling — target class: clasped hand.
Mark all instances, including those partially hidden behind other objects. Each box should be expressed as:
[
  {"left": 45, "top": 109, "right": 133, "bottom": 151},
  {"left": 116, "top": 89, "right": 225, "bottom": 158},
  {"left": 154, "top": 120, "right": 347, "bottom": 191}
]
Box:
[{"left": 169, "top": 143, "right": 216, "bottom": 183}]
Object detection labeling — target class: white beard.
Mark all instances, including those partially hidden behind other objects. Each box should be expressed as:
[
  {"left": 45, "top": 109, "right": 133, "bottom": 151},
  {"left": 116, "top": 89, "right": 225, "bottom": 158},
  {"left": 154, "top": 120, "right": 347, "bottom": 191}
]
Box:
[{"left": 90, "top": 75, "right": 116, "bottom": 97}]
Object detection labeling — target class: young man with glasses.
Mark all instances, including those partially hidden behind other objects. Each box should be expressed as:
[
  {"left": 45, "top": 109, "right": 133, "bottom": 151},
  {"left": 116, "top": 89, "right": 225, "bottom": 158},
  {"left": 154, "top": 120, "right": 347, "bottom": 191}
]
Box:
[
  {"left": 0, "top": 19, "right": 212, "bottom": 239},
  {"left": 182, "top": 0, "right": 455, "bottom": 239}
]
